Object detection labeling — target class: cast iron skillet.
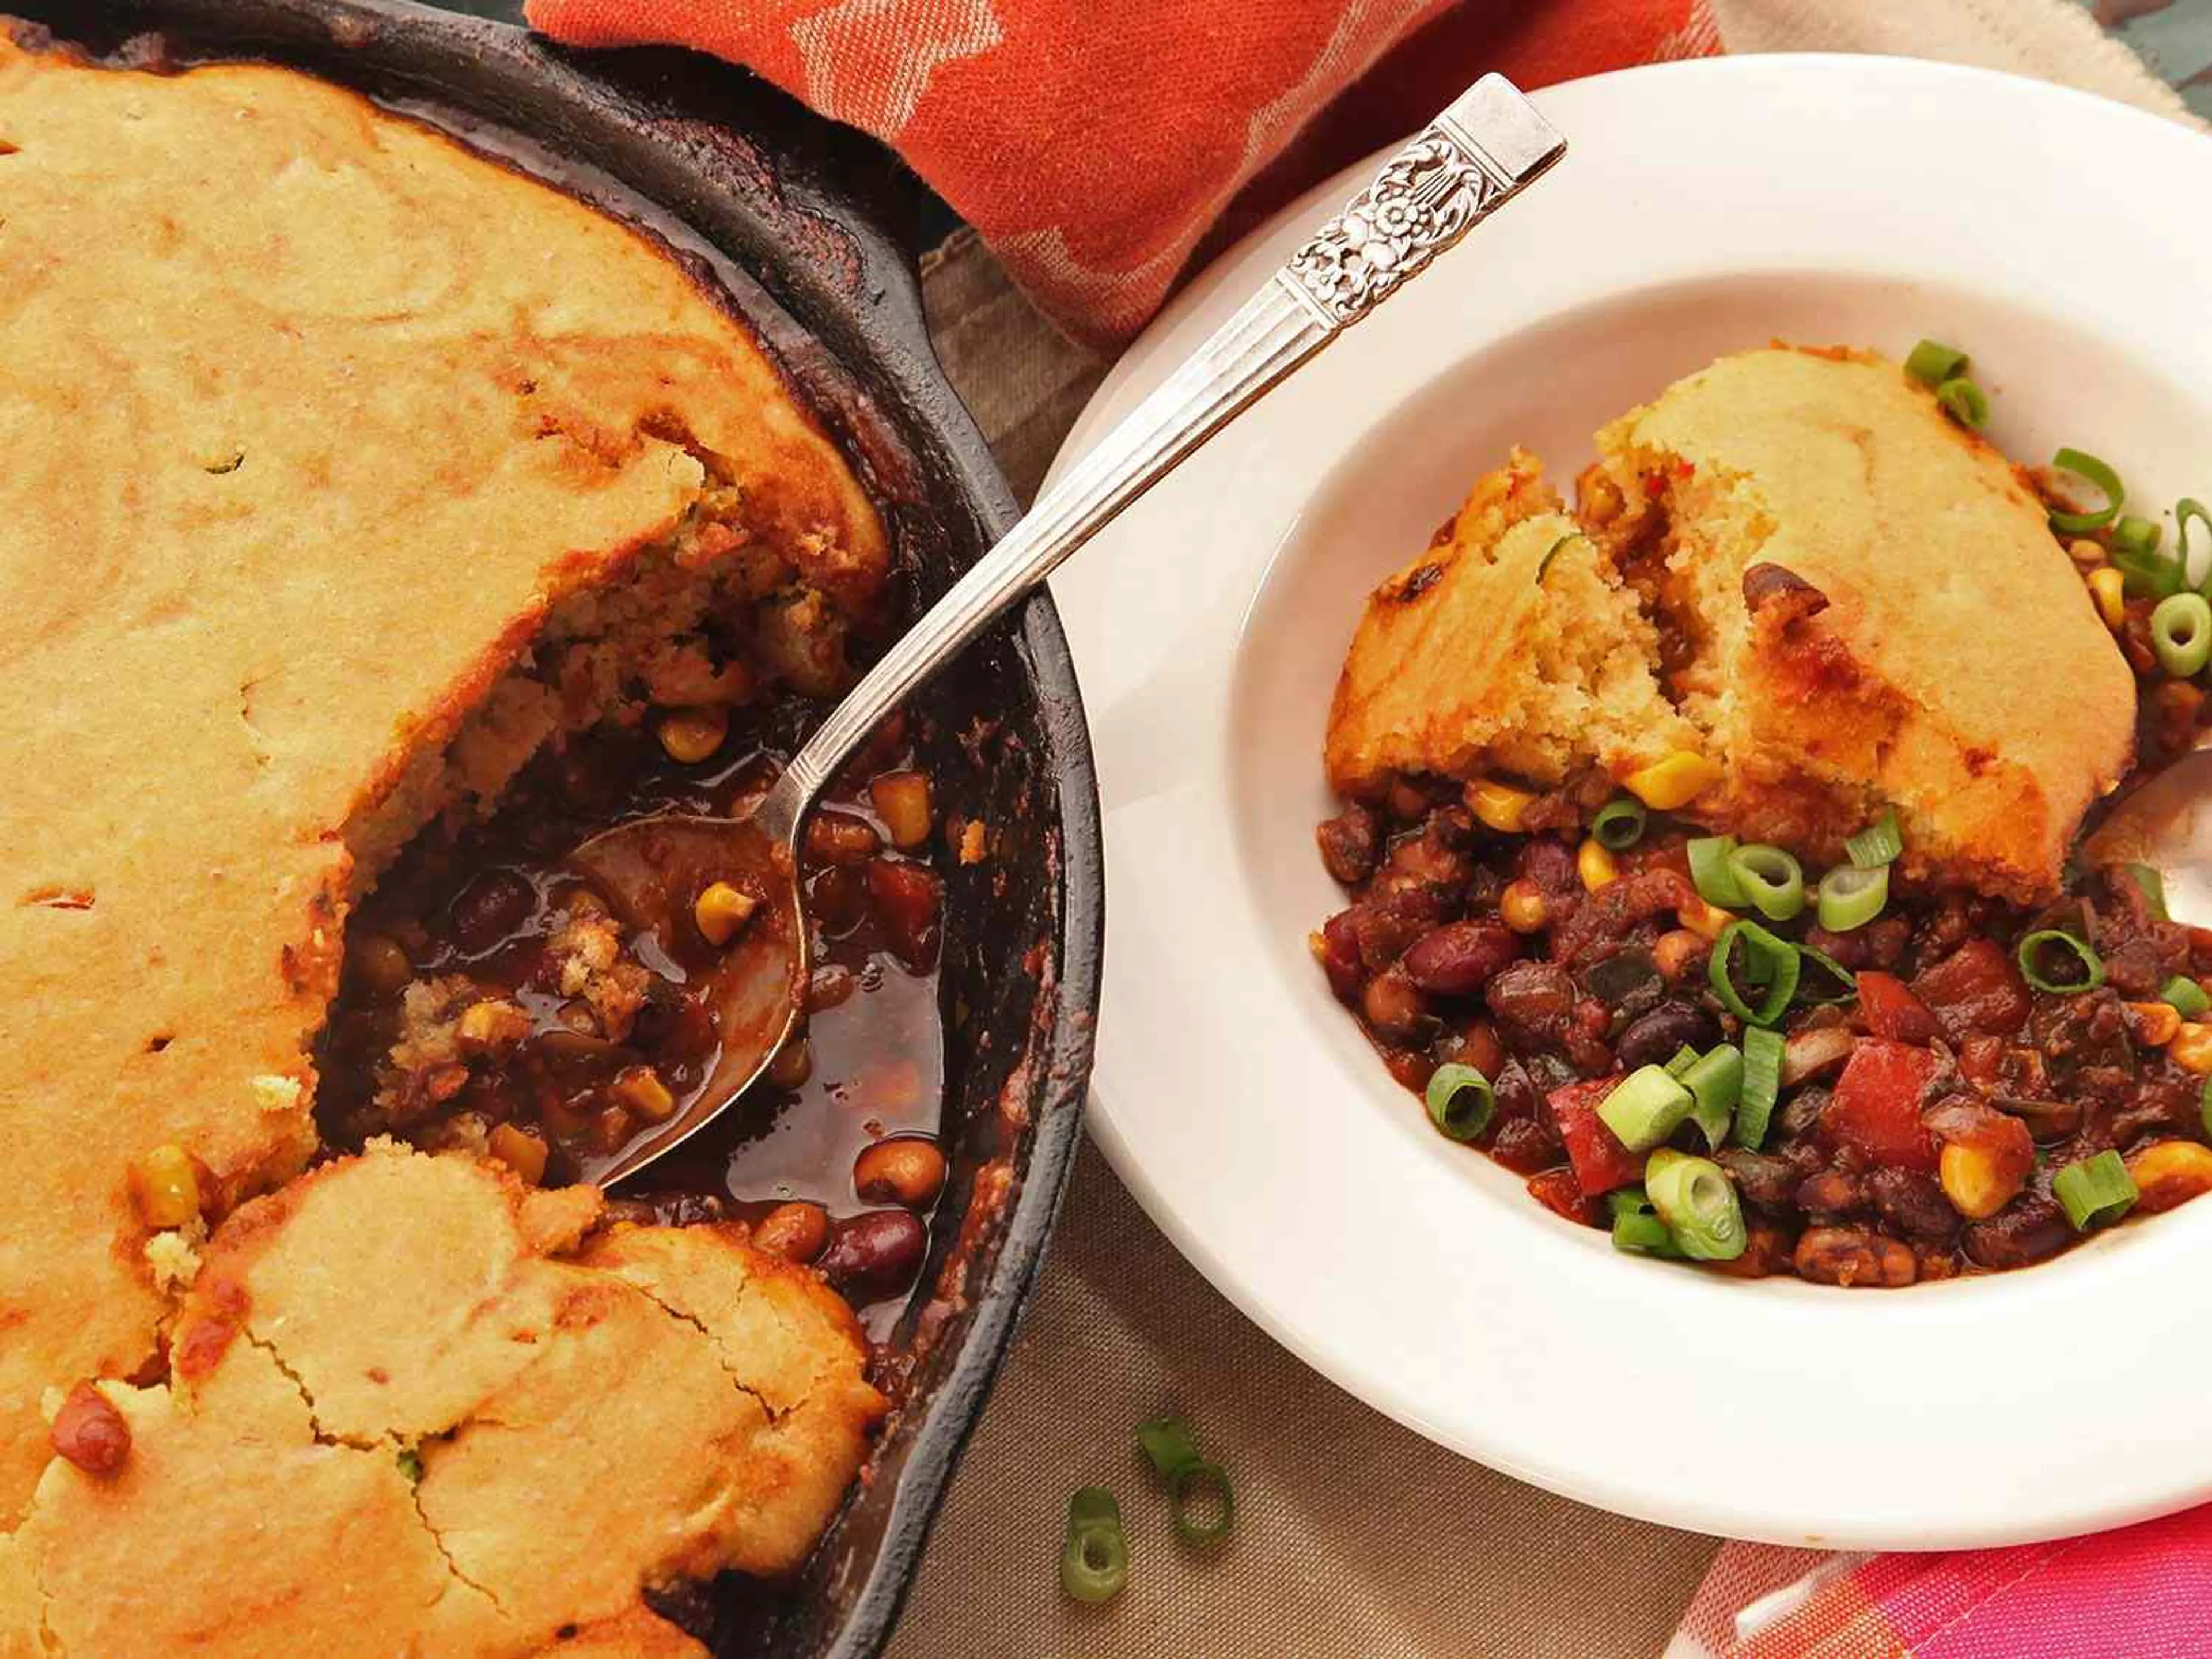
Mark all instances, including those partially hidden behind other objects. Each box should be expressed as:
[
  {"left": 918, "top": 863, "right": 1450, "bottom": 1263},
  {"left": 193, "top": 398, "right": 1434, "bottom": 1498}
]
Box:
[{"left": 9, "top": 3, "right": 1103, "bottom": 1654}]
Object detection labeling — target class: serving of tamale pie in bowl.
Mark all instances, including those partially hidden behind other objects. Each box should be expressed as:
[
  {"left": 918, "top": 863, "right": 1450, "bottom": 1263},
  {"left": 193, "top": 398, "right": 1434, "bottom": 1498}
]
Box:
[
  {"left": 0, "top": 5, "right": 1099, "bottom": 1656},
  {"left": 1046, "top": 55, "right": 2212, "bottom": 1549}
]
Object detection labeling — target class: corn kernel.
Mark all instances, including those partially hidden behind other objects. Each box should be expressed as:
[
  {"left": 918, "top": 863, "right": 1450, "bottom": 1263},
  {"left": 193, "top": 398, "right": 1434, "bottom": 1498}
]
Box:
[
  {"left": 2066, "top": 537, "right": 2107, "bottom": 567},
  {"left": 1499, "top": 879, "right": 1548, "bottom": 933},
  {"left": 2088, "top": 566, "right": 2126, "bottom": 630},
  {"left": 1465, "top": 778, "right": 1534, "bottom": 834},
  {"left": 1577, "top": 838, "right": 1619, "bottom": 892},
  {"left": 655, "top": 705, "right": 729, "bottom": 764},
  {"left": 869, "top": 770, "right": 934, "bottom": 850},
  {"left": 1676, "top": 896, "right": 1736, "bottom": 941},
  {"left": 1623, "top": 751, "right": 1724, "bottom": 811},
  {"left": 1653, "top": 929, "right": 1707, "bottom": 981},
  {"left": 611, "top": 1065, "right": 678, "bottom": 1122},
  {"left": 2127, "top": 1001, "right": 2183, "bottom": 1048},
  {"left": 487, "top": 1123, "right": 549, "bottom": 1186},
  {"left": 693, "top": 880, "right": 759, "bottom": 946},
  {"left": 2170, "top": 1022, "right": 2212, "bottom": 1074},
  {"left": 2126, "top": 1139, "right": 2212, "bottom": 1213},
  {"left": 130, "top": 1144, "right": 202, "bottom": 1230},
  {"left": 1938, "top": 1142, "right": 2026, "bottom": 1220}
]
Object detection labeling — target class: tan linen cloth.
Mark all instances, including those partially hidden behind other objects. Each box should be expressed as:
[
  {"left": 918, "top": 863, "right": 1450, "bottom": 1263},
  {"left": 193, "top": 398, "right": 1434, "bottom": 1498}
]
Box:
[{"left": 884, "top": 9, "right": 2192, "bottom": 1657}]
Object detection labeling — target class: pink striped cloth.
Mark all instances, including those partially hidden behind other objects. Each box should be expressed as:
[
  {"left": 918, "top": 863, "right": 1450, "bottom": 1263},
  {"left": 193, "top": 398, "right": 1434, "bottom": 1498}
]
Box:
[{"left": 1668, "top": 1510, "right": 2212, "bottom": 1658}]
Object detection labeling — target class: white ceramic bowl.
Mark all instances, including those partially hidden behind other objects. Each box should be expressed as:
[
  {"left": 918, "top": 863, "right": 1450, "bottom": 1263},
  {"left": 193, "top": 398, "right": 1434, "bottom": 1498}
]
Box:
[{"left": 1044, "top": 54, "right": 2212, "bottom": 1548}]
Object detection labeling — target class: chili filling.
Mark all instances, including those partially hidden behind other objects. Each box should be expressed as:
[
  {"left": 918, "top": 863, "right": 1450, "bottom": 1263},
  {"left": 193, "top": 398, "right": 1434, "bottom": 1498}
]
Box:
[{"left": 318, "top": 690, "right": 949, "bottom": 1328}]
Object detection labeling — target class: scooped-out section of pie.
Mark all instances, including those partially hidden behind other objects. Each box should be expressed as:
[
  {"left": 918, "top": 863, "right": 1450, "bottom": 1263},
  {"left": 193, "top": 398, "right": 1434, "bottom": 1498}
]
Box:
[{"left": 0, "top": 26, "right": 958, "bottom": 1655}]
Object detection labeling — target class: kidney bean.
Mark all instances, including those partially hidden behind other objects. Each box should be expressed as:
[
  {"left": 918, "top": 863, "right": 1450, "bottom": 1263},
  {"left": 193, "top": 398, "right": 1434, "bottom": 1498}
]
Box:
[
  {"left": 1961, "top": 1193, "right": 2075, "bottom": 1270},
  {"left": 1403, "top": 922, "right": 1518, "bottom": 998},
  {"left": 1794, "top": 1225, "right": 1917, "bottom": 1287},
  {"left": 1513, "top": 837, "right": 1579, "bottom": 896},
  {"left": 1349, "top": 888, "right": 1451, "bottom": 970},
  {"left": 50, "top": 1382, "right": 130, "bottom": 1476},
  {"left": 1868, "top": 1166, "right": 1956, "bottom": 1241},
  {"left": 806, "top": 964, "right": 855, "bottom": 1013},
  {"left": 1615, "top": 1001, "right": 1717, "bottom": 1071},
  {"left": 1316, "top": 803, "right": 1382, "bottom": 886},
  {"left": 1314, "top": 911, "right": 1366, "bottom": 1006},
  {"left": 818, "top": 1209, "right": 928, "bottom": 1301},
  {"left": 1484, "top": 960, "right": 1577, "bottom": 1048},
  {"left": 1488, "top": 1114, "right": 1562, "bottom": 1175},
  {"left": 807, "top": 864, "right": 870, "bottom": 935},
  {"left": 866, "top": 858, "right": 942, "bottom": 968},
  {"left": 448, "top": 869, "right": 535, "bottom": 955},
  {"left": 808, "top": 810, "right": 882, "bottom": 866}
]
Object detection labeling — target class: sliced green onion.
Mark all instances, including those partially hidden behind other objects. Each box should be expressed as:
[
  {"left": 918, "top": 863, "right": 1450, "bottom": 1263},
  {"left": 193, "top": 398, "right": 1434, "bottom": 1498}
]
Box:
[
  {"left": 1062, "top": 1488, "right": 1130, "bottom": 1604},
  {"left": 1606, "top": 1186, "right": 1654, "bottom": 1220},
  {"left": 1687, "top": 835, "right": 1750, "bottom": 908},
  {"left": 1904, "top": 339, "right": 1968, "bottom": 385},
  {"left": 2113, "top": 540, "right": 2187, "bottom": 599},
  {"left": 396, "top": 1448, "right": 424, "bottom": 1484},
  {"left": 1644, "top": 1148, "right": 1748, "bottom": 1261},
  {"left": 1817, "top": 863, "right": 1890, "bottom": 932},
  {"left": 1424, "top": 1063, "right": 1496, "bottom": 1142},
  {"left": 2052, "top": 1149, "right": 2138, "bottom": 1232},
  {"left": 1591, "top": 795, "right": 1649, "bottom": 851},
  {"left": 1733, "top": 1027, "right": 1784, "bottom": 1150},
  {"left": 1680, "top": 1044, "right": 1743, "bottom": 1149},
  {"left": 1611, "top": 1208, "right": 1681, "bottom": 1256},
  {"left": 1727, "top": 843, "right": 1805, "bottom": 922},
  {"left": 2047, "top": 447, "right": 2124, "bottom": 535},
  {"left": 1169, "top": 1461, "right": 1234, "bottom": 1545},
  {"left": 2152, "top": 592, "right": 2212, "bottom": 677},
  {"left": 1935, "top": 377, "right": 1988, "bottom": 429},
  {"left": 2201, "top": 1076, "right": 2212, "bottom": 1139},
  {"left": 1844, "top": 809, "right": 1903, "bottom": 869},
  {"left": 1796, "top": 946, "right": 1859, "bottom": 1006},
  {"left": 2016, "top": 930, "right": 2105, "bottom": 995},
  {"left": 1709, "top": 921, "right": 1801, "bottom": 1027},
  {"left": 1597, "top": 1063, "right": 1695, "bottom": 1153},
  {"left": 2113, "top": 515, "right": 2164, "bottom": 556},
  {"left": 2180, "top": 499, "right": 2212, "bottom": 590},
  {"left": 1135, "top": 1416, "right": 1200, "bottom": 1479},
  {"left": 2164, "top": 975, "right": 2211, "bottom": 1020},
  {"left": 2123, "top": 862, "right": 2169, "bottom": 921},
  {"left": 1664, "top": 1044, "right": 1700, "bottom": 1078}
]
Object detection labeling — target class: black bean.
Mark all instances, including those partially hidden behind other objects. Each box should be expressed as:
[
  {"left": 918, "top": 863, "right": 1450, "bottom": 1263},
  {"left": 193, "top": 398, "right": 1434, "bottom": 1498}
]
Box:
[
  {"left": 1615, "top": 1001, "right": 1718, "bottom": 1071},
  {"left": 1868, "top": 1167, "right": 1956, "bottom": 1241},
  {"left": 1717, "top": 1149, "right": 1798, "bottom": 1212},
  {"left": 1961, "top": 1194, "right": 2074, "bottom": 1270},
  {"left": 448, "top": 869, "right": 535, "bottom": 955}
]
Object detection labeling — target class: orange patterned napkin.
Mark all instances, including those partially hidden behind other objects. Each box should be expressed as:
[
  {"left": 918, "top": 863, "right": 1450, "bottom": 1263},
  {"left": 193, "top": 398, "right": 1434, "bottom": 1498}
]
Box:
[{"left": 524, "top": 0, "right": 1718, "bottom": 346}]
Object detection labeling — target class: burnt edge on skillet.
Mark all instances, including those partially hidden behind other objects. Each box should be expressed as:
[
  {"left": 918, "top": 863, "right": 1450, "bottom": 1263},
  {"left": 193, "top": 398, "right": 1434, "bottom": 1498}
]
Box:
[{"left": 7, "top": 5, "right": 1105, "bottom": 1656}]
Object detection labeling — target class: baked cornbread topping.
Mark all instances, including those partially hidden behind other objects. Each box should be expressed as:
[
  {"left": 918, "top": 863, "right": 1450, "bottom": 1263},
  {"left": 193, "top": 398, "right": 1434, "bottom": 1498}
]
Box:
[
  {"left": 1314, "top": 343, "right": 2212, "bottom": 1285},
  {"left": 0, "top": 27, "right": 937, "bottom": 1654}
]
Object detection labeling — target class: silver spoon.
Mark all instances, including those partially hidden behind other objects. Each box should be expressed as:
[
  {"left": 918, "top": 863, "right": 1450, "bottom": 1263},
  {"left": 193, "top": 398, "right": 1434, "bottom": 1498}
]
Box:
[
  {"left": 2080, "top": 745, "right": 2212, "bottom": 927},
  {"left": 577, "top": 75, "right": 1567, "bottom": 1186}
]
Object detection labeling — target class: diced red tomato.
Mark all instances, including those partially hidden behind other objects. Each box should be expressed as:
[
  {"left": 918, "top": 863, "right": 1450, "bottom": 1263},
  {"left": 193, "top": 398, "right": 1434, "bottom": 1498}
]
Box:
[
  {"left": 1857, "top": 971, "right": 1941, "bottom": 1044},
  {"left": 1955, "top": 1032, "right": 2005, "bottom": 1089},
  {"left": 1547, "top": 1077, "right": 1644, "bottom": 1195},
  {"left": 1911, "top": 937, "right": 2029, "bottom": 1039},
  {"left": 1827, "top": 1039, "right": 1940, "bottom": 1173}
]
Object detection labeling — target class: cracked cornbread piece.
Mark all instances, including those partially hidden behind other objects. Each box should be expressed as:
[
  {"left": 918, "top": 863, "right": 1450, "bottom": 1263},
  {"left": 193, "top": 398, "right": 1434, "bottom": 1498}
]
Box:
[
  {"left": 1323, "top": 350, "right": 2134, "bottom": 899},
  {"left": 0, "top": 1147, "right": 886, "bottom": 1658},
  {"left": 1324, "top": 448, "right": 1702, "bottom": 796},
  {"left": 1587, "top": 347, "right": 2133, "bottom": 898},
  {"left": 0, "top": 26, "right": 891, "bottom": 1646}
]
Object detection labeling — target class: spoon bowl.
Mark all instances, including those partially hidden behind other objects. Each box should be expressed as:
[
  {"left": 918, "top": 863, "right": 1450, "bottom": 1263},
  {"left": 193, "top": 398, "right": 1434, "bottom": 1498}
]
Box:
[{"left": 2081, "top": 743, "right": 2212, "bottom": 929}]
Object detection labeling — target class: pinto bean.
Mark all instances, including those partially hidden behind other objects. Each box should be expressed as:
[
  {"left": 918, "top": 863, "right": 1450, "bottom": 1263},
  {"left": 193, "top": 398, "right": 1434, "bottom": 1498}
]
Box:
[
  {"left": 1794, "top": 1225, "right": 1916, "bottom": 1287},
  {"left": 1361, "top": 969, "right": 1428, "bottom": 1042},
  {"left": 1795, "top": 1169, "right": 1866, "bottom": 1218},
  {"left": 1316, "top": 803, "right": 1382, "bottom": 885}
]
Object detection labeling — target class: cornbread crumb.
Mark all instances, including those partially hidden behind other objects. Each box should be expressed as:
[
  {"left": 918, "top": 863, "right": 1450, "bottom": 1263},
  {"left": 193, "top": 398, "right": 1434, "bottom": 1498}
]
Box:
[{"left": 251, "top": 1074, "right": 303, "bottom": 1114}]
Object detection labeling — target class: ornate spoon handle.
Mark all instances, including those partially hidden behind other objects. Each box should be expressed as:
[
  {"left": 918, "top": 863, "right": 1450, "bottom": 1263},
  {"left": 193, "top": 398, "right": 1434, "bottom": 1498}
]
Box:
[{"left": 769, "top": 75, "right": 1565, "bottom": 818}]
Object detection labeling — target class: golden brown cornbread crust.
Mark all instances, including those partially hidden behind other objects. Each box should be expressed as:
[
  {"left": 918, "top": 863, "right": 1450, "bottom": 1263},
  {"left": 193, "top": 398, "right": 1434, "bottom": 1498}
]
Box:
[
  {"left": 1323, "top": 348, "right": 2134, "bottom": 899},
  {"left": 0, "top": 32, "right": 891, "bottom": 1649},
  {"left": 2, "top": 1146, "right": 887, "bottom": 1658}
]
